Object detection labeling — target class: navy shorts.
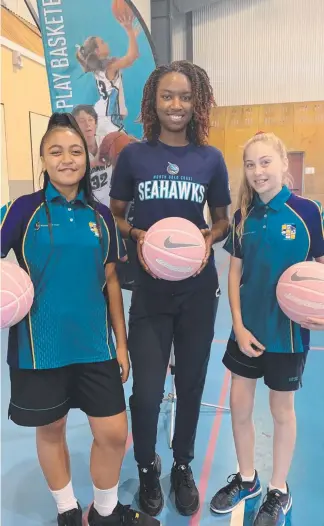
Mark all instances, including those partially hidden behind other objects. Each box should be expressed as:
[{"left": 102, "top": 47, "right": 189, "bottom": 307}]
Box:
[
  {"left": 9, "top": 359, "right": 126, "bottom": 427},
  {"left": 223, "top": 339, "right": 308, "bottom": 392}
]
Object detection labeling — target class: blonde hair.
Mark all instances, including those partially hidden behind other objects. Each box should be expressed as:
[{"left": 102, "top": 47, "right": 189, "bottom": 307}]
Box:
[
  {"left": 236, "top": 132, "right": 293, "bottom": 242},
  {"left": 76, "top": 37, "right": 109, "bottom": 73}
]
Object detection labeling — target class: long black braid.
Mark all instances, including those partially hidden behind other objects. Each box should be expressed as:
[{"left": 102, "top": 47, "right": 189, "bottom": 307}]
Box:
[{"left": 141, "top": 60, "right": 216, "bottom": 145}]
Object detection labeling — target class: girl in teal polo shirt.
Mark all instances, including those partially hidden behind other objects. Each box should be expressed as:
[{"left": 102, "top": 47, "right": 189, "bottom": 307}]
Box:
[
  {"left": 0, "top": 113, "right": 160, "bottom": 526},
  {"left": 210, "top": 132, "right": 324, "bottom": 526}
]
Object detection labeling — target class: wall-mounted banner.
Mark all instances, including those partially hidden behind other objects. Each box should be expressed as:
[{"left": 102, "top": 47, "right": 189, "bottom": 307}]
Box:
[{"left": 37, "top": 0, "right": 155, "bottom": 134}]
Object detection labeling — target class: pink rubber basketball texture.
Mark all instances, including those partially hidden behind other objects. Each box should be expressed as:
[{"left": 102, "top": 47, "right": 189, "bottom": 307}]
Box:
[
  {"left": 0, "top": 260, "right": 34, "bottom": 329},
  {"left": 276, "top": 261, "right": 324, "bottom": 324},
  {"left": 142, "top": 217, "right": 206, "bottom": 281}
]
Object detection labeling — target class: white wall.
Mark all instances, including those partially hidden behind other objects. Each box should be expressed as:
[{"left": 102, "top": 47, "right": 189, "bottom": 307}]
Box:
[
  {"left": 2, "top": 0, "right": 37, "bottom": 24},
  {"left": 3, "top": 0, "right": 151, "bottom": 31},
  {"left": 171, "top": 8, "right": 186, "bottom": 61},
  {"left": 193, "top": 0, "right": 324, "bottom": 106},
  {"left": 132, "top": 0, "right": 151, "bottom": 31}
]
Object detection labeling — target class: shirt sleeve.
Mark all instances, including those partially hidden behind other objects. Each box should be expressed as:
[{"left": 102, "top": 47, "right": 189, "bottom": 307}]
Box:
[
  {"left": 310, "top": 200, "right": 324, "bottom": 258},
  {"left": 223, "top": 210, "right": 243, "bottom": 259},
  {"left": 207, "top": 149, "right": 232, "bottom": 208},
  {"left": 1, "top": 201, "right": 21, "bottom": 258},
  {"left": 109, "top": 146, "right": 134, "bottom": 202}
]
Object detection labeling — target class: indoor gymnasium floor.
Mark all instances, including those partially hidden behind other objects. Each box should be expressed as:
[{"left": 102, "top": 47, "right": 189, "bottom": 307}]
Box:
[{"left": 1, "top": 246, "right": 324, "bottom": 526}]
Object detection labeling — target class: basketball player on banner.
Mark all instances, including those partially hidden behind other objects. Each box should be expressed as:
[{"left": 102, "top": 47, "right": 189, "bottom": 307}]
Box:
[
  {"left": 76, "top": 1, "right": 141, "bottom": 138},
  {"left": 72, "top": 104, "right": 137, "bottom": 208},
  {"left": 210, "top": 132, "right": 324, "bottom": 526}
]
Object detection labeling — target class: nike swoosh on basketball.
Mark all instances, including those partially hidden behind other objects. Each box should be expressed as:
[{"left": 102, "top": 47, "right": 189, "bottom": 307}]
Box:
[
  {"left": 164, "top": 236, "right": 200, "bottom": 249},
  {"left": 291, "top": 271, "right": 324, "bottom": 282}
]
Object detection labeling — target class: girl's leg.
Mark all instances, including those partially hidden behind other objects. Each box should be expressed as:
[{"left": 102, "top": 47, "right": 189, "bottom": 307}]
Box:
[
  {"left": 230, "top": 374, "right": 258, "bottom": 477},
  {"left": 269, "top": 389, "right": 296, "bottom": 490},
  {"left": 88, "top": 411, "right": 128, "bottom": 517},
  {"left": 36, "top": 417, "right": 78, "bottom": 514},
  {"left": 210, "top": 350, "right": 262, "bottom": 515}
]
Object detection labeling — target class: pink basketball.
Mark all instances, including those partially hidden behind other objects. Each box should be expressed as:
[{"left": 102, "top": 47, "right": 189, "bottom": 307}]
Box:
[
  {"left": 276, "top": 261, "right": 324, "bottom": 324},
  {"left": 142, "top": 217, "right": 206, "bottom": 281},
  {"left": 1, "top": 260, "right": 34, "bottom": 329}
]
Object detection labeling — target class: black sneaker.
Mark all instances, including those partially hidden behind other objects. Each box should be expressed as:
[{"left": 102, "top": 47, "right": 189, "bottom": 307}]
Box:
[
  {"left": 210, "top": 471, "right": 262, "bottom": 514},
  {"left": 58, "top": 503, "right": 82, "bottom": 525},
  {"left": 170, "top": 463, "right": 199, "bottom": 516},
  {"left": 254, "top": 486, "right": 292, "bottom": 526},
  {"left": 86, "top": 502, "right": 162, "bottom": 525},
  {"left": 138, "top": 455, "right": 164, "bottom": 516}
]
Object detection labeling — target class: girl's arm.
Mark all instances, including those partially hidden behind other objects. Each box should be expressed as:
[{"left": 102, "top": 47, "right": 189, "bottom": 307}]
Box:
[
  {"left": 301, "top": 202, "right": 324, "bottom": 330},
  {"left": 110, "top": 199, "right": 154, "bottom": 276},
  {"left": 105, "top": 262, "right": 129, "bottom": 383},
  {"left": 110, "top": 199, "right": 135, "bottom": 238},
  {"left": 106, "top": 22, "right": 139, "bottom": 80},
  {"left": 228, "top": 255, "right": 244, "bottom": 329},
  {"left": 229, "top": 255, "right": 265, "bottom": 357},
  {"left": 1, "top": 201, "right": 21, "bottom": 258}
]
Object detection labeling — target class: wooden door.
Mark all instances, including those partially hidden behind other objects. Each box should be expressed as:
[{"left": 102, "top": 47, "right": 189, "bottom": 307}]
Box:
[{"left": 287, "top": 151, "right": 304, "bottom": 196}]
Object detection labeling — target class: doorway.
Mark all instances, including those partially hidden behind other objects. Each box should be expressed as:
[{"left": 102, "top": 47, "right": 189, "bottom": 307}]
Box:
[{"left": 287, "top": 151, "right": 305, "bottom": 196}]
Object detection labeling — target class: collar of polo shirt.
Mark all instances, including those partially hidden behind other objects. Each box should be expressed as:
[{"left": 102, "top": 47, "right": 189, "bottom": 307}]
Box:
[
  {"left": 252, "top": 185, "right": 291, "bottom": 211},
  {"left": 45, "top": 181, "right": 86, "bottom": 205}
]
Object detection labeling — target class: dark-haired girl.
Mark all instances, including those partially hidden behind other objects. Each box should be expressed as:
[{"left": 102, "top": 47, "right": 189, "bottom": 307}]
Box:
[
  {"left": 110, "top": 60, "right": 231, "bottom": 517},
  {"left": 0, "top": 113, "right": 161, "bottom": 526},
  {"left": 76, "top": 14, "right": 140, "bottom": 138}
]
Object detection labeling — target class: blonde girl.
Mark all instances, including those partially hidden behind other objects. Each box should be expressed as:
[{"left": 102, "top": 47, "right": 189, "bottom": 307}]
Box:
[{"left": 210, "top": 132, "right": 324, "bottom": 526}]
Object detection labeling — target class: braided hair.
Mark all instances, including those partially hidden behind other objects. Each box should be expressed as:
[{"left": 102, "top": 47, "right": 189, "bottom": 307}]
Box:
[{"left": 141, "top": 60, "right": 215, "bottom": 146}]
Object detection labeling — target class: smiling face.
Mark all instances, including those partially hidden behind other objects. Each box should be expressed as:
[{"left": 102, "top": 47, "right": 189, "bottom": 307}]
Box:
[
  {"left": 156, "top": 72, "right": 194, "bottom": 135},
  {"left": 41, "top": 128, "right": 87, "bottom": 192},
  {"left": 244, "top": 140, "right": 288, "bottom": 203}
]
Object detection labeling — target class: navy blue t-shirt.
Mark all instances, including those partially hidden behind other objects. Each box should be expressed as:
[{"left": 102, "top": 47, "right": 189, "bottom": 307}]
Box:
[{"left": 110, "top": 140, "right": 231, "bottom": 290}]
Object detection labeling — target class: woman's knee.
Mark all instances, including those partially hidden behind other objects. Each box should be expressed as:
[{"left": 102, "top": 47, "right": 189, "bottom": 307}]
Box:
[
  {"left": 270, "top": 390, "right": 295, "bottom": 424},
  {"left": 36, "top": 416, "right": 67, "bottom": 441},
  {"left": 89, "top": 411, "right": 128, "bottom": 450},
  {"left": 131, "top": 380, "right": 165, "bottom": 410}
]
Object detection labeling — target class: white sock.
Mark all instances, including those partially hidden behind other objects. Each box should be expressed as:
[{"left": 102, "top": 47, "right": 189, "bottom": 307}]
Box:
[
  {"left": 93, "top": 483, "right": 119, "bottom": 517},
  {"left": 269, "top": 482, "right": 287, "bottom": 494},
  {"left": 50, "top": 481, "right": 78, "bottom": 514},
  {"left": 240, "top": 471, "right": 255, "bottom": 483}
]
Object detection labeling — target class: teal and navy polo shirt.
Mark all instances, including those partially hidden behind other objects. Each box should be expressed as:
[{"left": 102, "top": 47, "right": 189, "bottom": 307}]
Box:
[
  {"left": 224, "top": 186, "right": 324, "bottom": 353},
  {"left": 1, "top": 183, "right": 126, "bottom": 370}
]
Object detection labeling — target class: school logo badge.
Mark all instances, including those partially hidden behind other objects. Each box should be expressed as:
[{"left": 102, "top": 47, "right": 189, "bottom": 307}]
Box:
[
  {"left": 281, "top": 224, "right": 296, "bottom": 240},
  {"left": 167, "top": 162, "right": 179, "bottom": 175},
  {"left": 89, "top": 222, "right": 99, "bottom": 237}
]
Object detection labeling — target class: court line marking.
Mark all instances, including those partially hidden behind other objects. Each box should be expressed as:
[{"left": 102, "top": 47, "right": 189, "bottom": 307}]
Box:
[
  {"left": 230, "top": 463, "right": 245, "bottom": 526},
  {"left": 189, "top": 369, "right": 231, "bottom": 526},
  {"left": 189, "top": 254, "right": 232, "bottom": 523}
]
